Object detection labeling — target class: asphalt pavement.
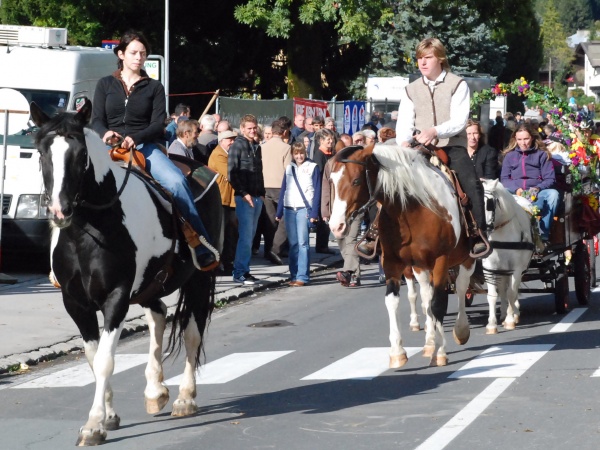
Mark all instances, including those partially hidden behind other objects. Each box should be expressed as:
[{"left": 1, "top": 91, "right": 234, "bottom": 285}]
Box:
[{"left": 0, "top": 234, "right": 344, "bottom": 373}]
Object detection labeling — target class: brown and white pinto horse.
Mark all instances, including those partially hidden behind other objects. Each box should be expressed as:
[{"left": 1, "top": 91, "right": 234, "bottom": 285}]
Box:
[{"left": 329, "top": 144, "right": 475, "bottom": 367}]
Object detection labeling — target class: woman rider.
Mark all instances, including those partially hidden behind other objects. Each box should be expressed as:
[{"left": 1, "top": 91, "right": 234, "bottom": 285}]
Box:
[{"left": 91, "top": 30, "right": 218, "bottom": 270}]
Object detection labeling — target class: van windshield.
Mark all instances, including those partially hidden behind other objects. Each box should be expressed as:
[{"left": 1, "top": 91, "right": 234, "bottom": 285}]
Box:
[{"left": 0, "top": 89, "right": 69, "bottom": 146}]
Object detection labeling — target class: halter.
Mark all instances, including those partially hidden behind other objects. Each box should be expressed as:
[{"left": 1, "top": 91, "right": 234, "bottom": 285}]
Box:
[{"left": 338, "top": 154, "right": 380, "bottom": 223}]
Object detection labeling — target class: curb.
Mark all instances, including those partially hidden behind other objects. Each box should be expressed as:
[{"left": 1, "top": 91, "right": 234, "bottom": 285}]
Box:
[{"left": 0, "top": 256, "right": 341, "bottom": 374}]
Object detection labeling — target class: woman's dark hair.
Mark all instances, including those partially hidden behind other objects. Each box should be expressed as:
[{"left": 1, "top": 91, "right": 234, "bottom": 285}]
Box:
[
  {"left": 114, "top": 30, "right": 151, "bottom": 70},
  {"left": 503, "top": 122, "right": 550, "bottom": 159}
]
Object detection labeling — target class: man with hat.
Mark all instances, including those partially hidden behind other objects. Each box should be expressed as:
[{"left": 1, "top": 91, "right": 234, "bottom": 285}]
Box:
[{"left": 208, "top": 129, "right": 238, "bottom": 274}]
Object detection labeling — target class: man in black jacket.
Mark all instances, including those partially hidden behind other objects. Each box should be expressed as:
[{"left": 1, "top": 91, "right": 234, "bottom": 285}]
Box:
[{"left": 228, "top": 114, "right": 266, "bottom": 285}]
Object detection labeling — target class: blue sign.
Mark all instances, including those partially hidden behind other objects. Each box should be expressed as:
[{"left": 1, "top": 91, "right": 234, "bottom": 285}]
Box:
[
  {"left": 343, "top": 101, "right": 366, "bottom": 135},
  {"left": 101, "top": 40, "right": 119, "bottom": 49}
]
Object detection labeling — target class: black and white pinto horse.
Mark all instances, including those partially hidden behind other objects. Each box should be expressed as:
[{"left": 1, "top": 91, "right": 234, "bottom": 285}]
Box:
[
  {"left": 32, "top": 99, "right": 221, "bottom": 446},
  {"left": 482, "top": 179, "right": 534, "bottom": 333}
]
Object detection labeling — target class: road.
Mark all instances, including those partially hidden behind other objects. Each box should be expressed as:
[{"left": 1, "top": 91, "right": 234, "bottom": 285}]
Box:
[{"left": 0, "top": 266, "right": 599, "bottom": 449}]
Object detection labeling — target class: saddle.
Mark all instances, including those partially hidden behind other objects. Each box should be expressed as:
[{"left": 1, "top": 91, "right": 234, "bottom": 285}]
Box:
[{"left": 415, "top": 144, "right": 479, "bottom": 238}]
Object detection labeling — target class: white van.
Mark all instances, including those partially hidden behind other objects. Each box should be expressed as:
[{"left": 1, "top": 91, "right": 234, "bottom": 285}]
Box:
[{"left": 0, "top": 25, "right": 115, "bottom": 259}]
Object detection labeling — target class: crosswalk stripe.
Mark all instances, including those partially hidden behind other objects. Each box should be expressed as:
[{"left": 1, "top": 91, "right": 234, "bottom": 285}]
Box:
[
  {"left": 415, "top": 378, "right": 516, "bottom": 450},
  {"left": 549, "top": 307, "right": 587, "bottom": 333},
  {"left": 301, "top": 347, "right": 422, "bottom": 381},
  {"left": 164, "top": 351, "right": 294, "bottom": 385},
  {"left": 449, "top": 345, "right": 554, "bottom": 379},
  {"left": 13, "top": 354, "right": 149, "bottom": 388}
]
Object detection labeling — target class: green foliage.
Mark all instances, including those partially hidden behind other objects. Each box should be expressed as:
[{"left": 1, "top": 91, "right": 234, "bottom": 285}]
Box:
[
  {"left": 234, "top": 0, "right": 393, "bottom": 45},
  {"left": 556, "top": 0, "right": 593, "bottom": 32},
  {"left": 540, "top": 0, "right": 574, "bottom": 86}
]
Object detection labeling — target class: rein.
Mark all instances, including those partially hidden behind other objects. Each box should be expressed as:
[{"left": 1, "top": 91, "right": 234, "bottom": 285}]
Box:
[
  {"left": 338, "top": 156, "right": 379, "bottom": 222},
  {"left": 76, "top": 139, "right": 136, "bottom": 211}
]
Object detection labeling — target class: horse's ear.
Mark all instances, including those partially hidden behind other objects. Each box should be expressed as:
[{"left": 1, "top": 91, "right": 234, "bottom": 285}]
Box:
[
  {"left": 489, "top": 179, "right": 499, "bottom": 190},
  {"left": 74, "top": 97, "right": 92, "bottom": 125},
  {"left": 30, "top": 102, "right": 49, "bottom": 127}
]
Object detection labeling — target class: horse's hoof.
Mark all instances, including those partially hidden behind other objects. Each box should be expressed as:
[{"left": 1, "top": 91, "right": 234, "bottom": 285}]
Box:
[
  {"left": 145, "top": 391, "right": 170, "bottom": 414},
  {"left": 503, "top": 321, "right": 516, "bottom": 331},
  {"left": 171, "top": 399, "right": 198, "bottom": 417},
  {"left": 486, "top": 327, "right": 498, "bottom": 335},
  {"left": 430, "top": 356, "right": 448, "bottom": 367},
  {"left": 76, "top": 427, "right": 106, "bottom": 446},
  {"left": 453, "top": 328, "right": 470, "bottom": 345},
  {"left": 105, "top": 414, "right": 121, "bottom": 431},
  {"left": 422, "top": 345, "right": 434, "bottom": 358},
  {"left": 389, "top": 353, "right": 408, "bottom": 368},
  {"left": 410, "top": 325, "right": 421, "bottom": 332}
]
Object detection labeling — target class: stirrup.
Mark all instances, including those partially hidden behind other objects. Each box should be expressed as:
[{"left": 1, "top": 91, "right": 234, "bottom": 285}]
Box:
[
  {"left": 469, "top": 230, "right": 492, "bottom": 259},
  {"left": 355, "top": 235, "right": 379, "bottom": 260},
  {"left": 189, "top": 235, "right": 221, "bottom": 272}
]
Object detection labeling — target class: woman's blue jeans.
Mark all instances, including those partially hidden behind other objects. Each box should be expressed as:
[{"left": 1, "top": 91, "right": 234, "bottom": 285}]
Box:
[
  {"left": 532, "top": 188, "right": 559, "bottom": 240},
  {"left": 139, "top": 143, "right": 212, "bottom": 255},
  {"left": 233, "top": 195, "right": 263, "bottom": 279},
  {"left": 284, "top": 207, "right": 310, "bottom": 283}
]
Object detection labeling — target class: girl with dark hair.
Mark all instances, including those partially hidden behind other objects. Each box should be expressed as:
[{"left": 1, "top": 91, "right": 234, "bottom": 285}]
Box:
[{"left": 91, "top": 30, "right": 218, "bottom": 270}]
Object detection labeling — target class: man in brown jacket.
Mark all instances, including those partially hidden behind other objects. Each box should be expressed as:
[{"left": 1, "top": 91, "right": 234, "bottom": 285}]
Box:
[
  {"left": 259, "top": 121, "right": 292, "bottom": 264},
  {"left": 208, "top": 130, "right": 238, "bottom": 274}
]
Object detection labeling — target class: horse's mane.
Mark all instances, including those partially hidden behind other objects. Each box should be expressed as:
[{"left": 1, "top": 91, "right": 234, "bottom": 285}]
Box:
[
  {"left": 34, "top": 110, "right": 85, "bottom": 146},
  {"left": 373, "top": 144, "right": 444, "bottom": 212}
]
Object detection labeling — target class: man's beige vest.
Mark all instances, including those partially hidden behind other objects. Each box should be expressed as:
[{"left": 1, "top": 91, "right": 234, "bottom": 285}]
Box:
[{"left": 405, "top": 72, "right": 467, "bottom": 148}]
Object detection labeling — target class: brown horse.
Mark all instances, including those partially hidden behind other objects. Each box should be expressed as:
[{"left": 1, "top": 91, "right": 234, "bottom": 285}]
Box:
[{"left": 328, "top": 144, "right": 475, "bottom": 367}]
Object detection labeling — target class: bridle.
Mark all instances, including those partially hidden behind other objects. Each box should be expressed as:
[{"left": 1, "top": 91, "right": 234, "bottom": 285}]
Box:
[
  {"left": 484, "top": 189, "right": 511, "bottom": 232},
  {"left": 338, "top": 147, "right": 380, "bottom": 222},
  {"left": 42, "top": 131, "right": 135, "bottom": 212}
]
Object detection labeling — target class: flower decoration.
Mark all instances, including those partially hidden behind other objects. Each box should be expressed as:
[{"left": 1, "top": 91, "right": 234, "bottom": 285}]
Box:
[{"left": 471, "top": 78, "right": 599, "bottom": 196}]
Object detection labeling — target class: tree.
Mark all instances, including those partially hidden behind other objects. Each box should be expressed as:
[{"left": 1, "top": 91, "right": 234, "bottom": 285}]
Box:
[
  {"left": 556, "top": 0, "right": 593, "bottom": 33},
  {"left": 348, "top": 0, "right": 509, "bottom": 98},
  {"left": 540, "top": 1, "right": 574, "bottom": 89},
  {"left": 234, "top": 0, "right": 394, "bottom": 98}
]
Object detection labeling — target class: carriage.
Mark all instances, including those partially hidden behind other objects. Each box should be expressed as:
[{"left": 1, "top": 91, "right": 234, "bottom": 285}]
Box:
[{"left": 463, "top": 180, "right": 599, "bottom": 315}]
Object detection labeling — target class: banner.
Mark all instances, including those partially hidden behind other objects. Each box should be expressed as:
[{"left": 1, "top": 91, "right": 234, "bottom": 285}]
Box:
[
  {"left": 219, "top": 97, "right": 293, "bottom": 129},
  {"left": 293, "top": 98, "right": 330, "bottom": 119},
  {"left": 343, "top": 101, "right": 366, "bottom": 135}
]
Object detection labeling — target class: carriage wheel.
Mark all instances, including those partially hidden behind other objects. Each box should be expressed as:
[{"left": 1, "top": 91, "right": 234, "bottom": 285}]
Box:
[
  {"left": 554, "top": 273, "right": 569, "bottom": 314},
  {"left": 574, "top": 241, "right": 592, "bottom": 305},
  {"left": 465, "top": 288, "right": 475, "bottom": 307},
  {"left": 587, "top": 239, "right": 597, "bottom": 288}
]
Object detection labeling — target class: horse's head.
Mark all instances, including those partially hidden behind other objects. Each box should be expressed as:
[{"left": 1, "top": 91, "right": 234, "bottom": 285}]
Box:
[
  {"left": 482, "top": 178, "right": 503, "bottom": 231},
  {"left": 328, "top": 144, "right": 379, "bottom": 238},
  {"left": 31, "top": 98, "right": 92, "bottom": 228}
]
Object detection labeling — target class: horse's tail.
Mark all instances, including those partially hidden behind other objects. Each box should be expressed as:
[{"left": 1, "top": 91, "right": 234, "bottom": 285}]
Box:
[{"left": 166, "top": 270, "right": 216, "bottom": 367}]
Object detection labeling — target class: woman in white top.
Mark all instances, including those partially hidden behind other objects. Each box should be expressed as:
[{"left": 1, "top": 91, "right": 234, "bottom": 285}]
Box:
[{"left": 276, "top": 142, "right": 322, "bottom": 286}]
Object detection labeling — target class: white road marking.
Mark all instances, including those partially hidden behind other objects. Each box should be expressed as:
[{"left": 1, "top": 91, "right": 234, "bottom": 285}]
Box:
[
  {"left": 449, "top": 345, "right": 554, "bottom": 379},
  {"left": 592, "top": 368, "right": 600, "bottom": 377},
  {"left": 414, "top": 378, "right": 516, "bottom": 450},
  {"left": 164, "top": 351, "right": 294, "bottom": 385},
  {"left": 549, "top": 307, "right": 588, "bottom": 333},
  {"left": 13, "top": 354, "right": 149, "bottom": 388},
  {"left": 301, "top": 347, "right": 421, "bottom": 381}
]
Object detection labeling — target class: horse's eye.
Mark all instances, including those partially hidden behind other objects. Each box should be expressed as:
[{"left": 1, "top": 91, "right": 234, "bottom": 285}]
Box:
[{"left": 352, "top": 178, "right": 361, "bottom": 186}]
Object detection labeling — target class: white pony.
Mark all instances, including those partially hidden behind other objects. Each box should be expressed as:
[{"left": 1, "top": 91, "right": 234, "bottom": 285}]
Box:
[{"left": 482, "top": 179, "right": 535, "bottom": 333}]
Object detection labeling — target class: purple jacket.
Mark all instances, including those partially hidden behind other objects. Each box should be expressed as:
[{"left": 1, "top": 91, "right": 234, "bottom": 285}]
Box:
[{"left": 500, "top": 147, "right": 555, "bottom": 193}]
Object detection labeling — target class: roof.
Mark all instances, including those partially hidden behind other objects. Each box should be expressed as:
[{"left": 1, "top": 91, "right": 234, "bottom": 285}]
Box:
[{"left": 578, "top": 41, "right": 600, "bottom": 68}]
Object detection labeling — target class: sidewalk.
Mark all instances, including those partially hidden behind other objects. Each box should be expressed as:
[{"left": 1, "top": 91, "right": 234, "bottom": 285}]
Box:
[{"left": 0, "top": 235, "right": 342, "bottom": 373}]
